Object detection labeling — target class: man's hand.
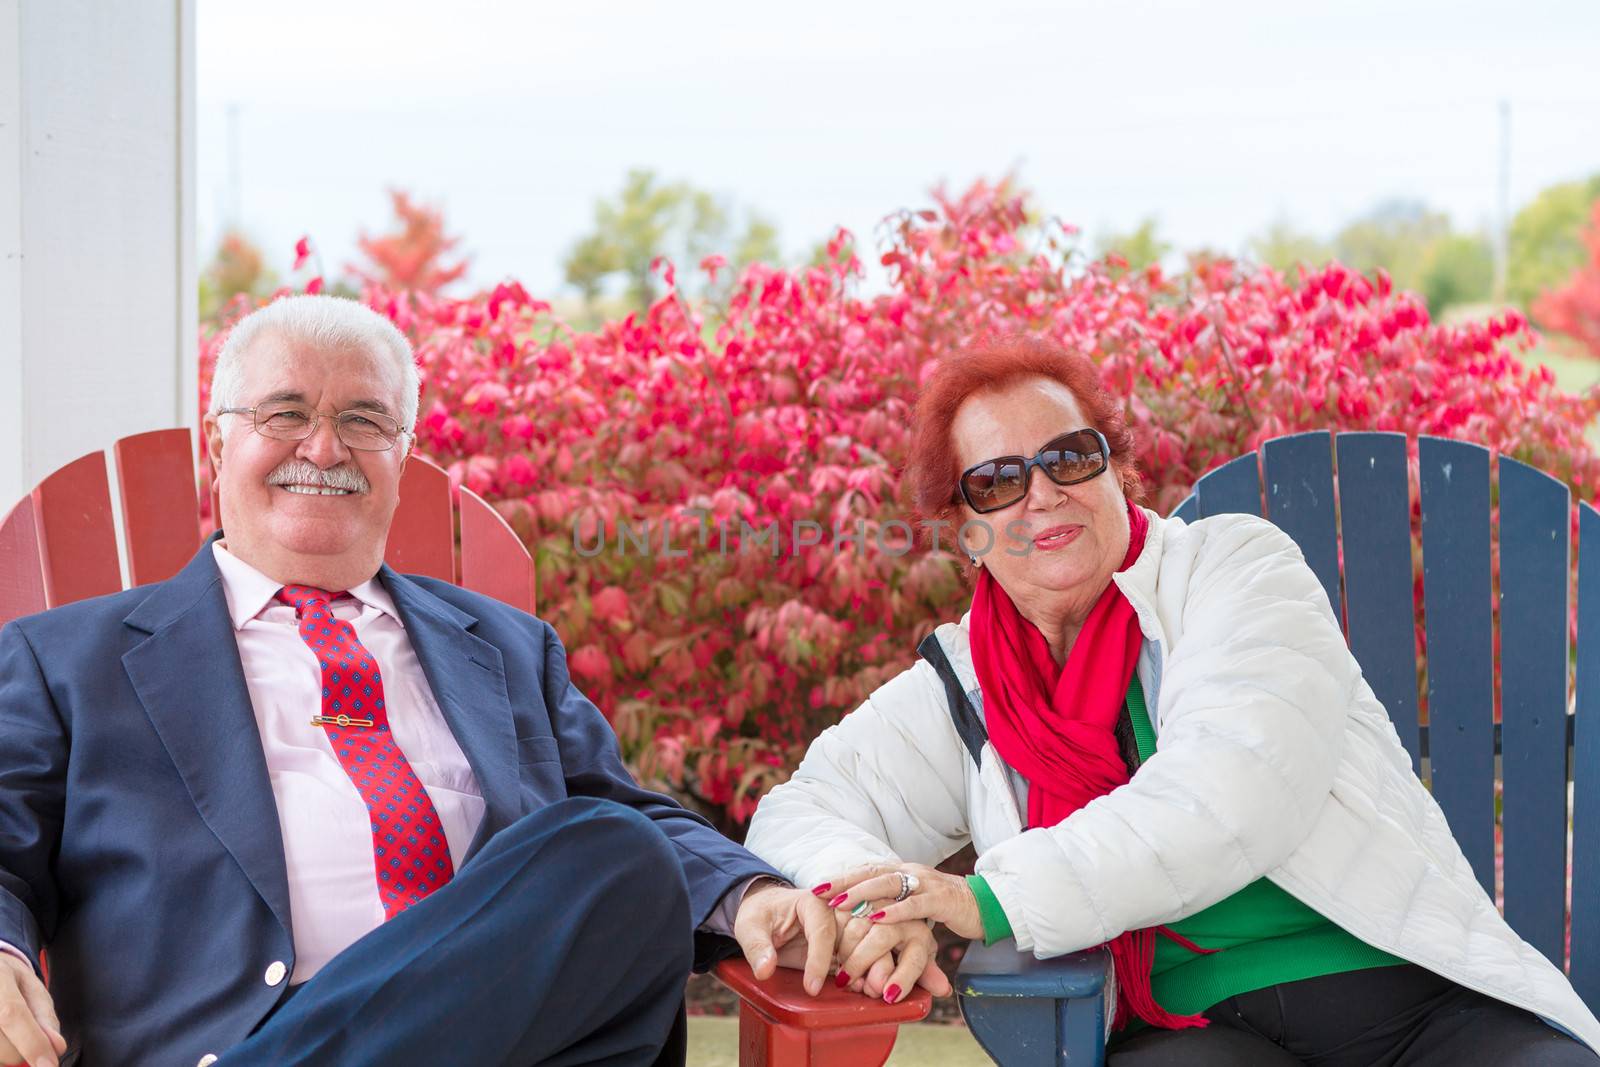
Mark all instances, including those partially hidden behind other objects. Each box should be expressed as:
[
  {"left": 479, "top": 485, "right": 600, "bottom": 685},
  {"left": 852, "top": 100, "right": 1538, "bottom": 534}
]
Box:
[
  {"left": 0, "top": 954, "right": 65, "bottom": 1067},
  {"left": 731, "top": 882, "right": 838, "bottom": 996}
]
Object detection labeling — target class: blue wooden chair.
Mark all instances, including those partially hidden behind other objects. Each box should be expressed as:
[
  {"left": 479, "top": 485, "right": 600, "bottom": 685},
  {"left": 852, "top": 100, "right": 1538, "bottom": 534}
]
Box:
[{"left": 955, "top": 430, "right": 1600, "bottom": 1065}]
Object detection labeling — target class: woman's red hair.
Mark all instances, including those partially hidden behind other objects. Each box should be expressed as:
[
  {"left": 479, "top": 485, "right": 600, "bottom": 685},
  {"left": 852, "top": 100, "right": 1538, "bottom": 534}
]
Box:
[{"left": 905, "top": 336, "right": 1144, "bottom": 533}]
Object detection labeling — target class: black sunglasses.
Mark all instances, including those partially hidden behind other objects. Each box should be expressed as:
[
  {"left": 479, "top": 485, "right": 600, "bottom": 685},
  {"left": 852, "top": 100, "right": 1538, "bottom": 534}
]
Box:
[{"left": 956, "top": 428, "right": 1111, "bottom": 514}]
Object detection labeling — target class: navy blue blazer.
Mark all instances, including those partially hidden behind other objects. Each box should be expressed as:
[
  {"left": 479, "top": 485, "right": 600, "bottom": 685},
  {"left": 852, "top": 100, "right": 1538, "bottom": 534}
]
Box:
[{"left": 0, "top": 541, "right": 777, "bottom": 1063}]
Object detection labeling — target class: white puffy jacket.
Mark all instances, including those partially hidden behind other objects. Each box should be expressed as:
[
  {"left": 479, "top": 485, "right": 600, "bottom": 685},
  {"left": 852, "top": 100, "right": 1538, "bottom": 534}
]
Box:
[{"left": 745, "top": 509, "right": 1599, "bottom": 1050}]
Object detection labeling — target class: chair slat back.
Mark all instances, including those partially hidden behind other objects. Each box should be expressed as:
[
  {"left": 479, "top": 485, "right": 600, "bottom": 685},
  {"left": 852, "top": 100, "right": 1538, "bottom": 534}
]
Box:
[
  {"left": 1184, "top": 433, "right": 1588, "bottom": 983},
  {"left": 1335, "top": 432, "right": 1423, "bottom": 773},
  {"left": 0, "top": 499, "right": 48, "bottom": 627},
  {"left": 1195, "top": 452, "right": 1264, "bottom": 520},
  {"left": 1497, "top": 458, "right": 1572, "bottom": 966},
  {"left": 32, "top": 451, "right": 122, "bottom": 609},
  {"left": 1572, "top": 502, "right": 1600, "bottom": 1005},
  {"left": 386, "top": 456, "right": 456, "bottom": 583},
  {"left": 1416, "top": 437, "right": 1497, "bottom": 898},
  {"left": 459, "top": 488, "right": 536, "bottom": 615},
  {"left": 1170, "top": 494, "right": 1198, "bottom": 524},
  {"left": 1262, "top": 432, "right": 1343, "bottom": 620},
  {"left": 113, "top": 429, "right": 202, "bottom": 587}
]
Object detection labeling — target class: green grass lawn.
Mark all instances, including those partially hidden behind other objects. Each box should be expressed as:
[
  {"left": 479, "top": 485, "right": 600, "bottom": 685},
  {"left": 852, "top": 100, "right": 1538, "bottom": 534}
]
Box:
[
  {"left": 1522, "top": 342, "right": 1600, "bottom": 448},
  {"left": 687, "top": 1015, "right": 994, "bottom": 1066},
  {"left": 1528, "top": 342, "right": 1600, "bottom": 395}
]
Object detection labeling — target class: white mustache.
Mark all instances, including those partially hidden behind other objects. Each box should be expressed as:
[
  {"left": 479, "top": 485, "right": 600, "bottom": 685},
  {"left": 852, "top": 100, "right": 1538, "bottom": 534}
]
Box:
[{"left": 266, "top": 460, "right": 370, "bottom": 493}]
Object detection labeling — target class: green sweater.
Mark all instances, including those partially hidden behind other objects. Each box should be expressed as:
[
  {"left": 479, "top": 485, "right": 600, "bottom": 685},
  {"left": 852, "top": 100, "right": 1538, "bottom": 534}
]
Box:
[{"left": 970, "top": 676, "right": 1404, "bottom": 1018}]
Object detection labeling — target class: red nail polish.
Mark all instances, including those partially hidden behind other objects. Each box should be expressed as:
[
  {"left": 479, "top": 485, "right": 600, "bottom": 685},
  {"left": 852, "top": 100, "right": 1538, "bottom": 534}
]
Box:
[
  {"left": 835, "top": 971, "right": 851, "bottom": 988},
  {"left": 811, "top": 882, "right": 832, "bottom": 896},
  {"left": 827, "top": 893, "right": 848, "bottom": 908},
  {"left": 869, "top": 911, "right": 886, "bottom": 921},
  {"left": 884, "top": 984, "right": 902, "bottom": 1003}
]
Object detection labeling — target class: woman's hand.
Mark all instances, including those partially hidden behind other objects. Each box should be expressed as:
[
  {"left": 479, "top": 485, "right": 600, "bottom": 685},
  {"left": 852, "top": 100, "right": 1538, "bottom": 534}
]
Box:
[{"left": 820, "top": 863, "right": 984, "bottom": 940}]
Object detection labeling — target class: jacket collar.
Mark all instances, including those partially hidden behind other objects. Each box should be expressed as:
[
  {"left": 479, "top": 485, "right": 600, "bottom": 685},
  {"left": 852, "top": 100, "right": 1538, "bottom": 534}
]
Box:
[
  {"left": 1113, "top": 506, "right": 1169, "bottom": 645},
  {"left": 209, "top": 541, "right": 403, "bottom": 630},
  {"left": 121, "top": 538, "right": 296, "bottom": 937}
]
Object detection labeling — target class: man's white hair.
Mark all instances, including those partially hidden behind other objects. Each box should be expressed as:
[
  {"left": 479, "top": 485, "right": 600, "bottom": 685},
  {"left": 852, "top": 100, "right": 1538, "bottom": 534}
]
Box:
[{"left": 208, "top": 295, "right": 421, "bottom": 445}]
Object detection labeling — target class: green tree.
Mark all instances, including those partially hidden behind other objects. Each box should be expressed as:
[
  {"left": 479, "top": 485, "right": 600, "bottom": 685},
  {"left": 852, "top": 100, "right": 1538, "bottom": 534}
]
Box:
[
  {"left": 1248, "top": 218, "right": 1332, "bottom": 276},
  {"left": 1332, "top": 199, "right": 1451, "bottom": 296},
  {"left": 1507, "top": 173, "right": 1600, "bottom": 308},
  {"left": 731, "top": 216, "right": 781, "bottom": 273},
  {"left": 563, "top": 169, "right": 780, "bottom": 313},
  {"left": 1094, "top": 217, "right": 1169, "bottom": 273},
  {"left": 1420, "top": 233, "right": 1495, "bottom": 314}
]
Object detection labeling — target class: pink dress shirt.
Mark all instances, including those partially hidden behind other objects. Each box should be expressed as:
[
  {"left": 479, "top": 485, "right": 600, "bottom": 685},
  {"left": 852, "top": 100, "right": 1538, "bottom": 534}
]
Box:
[{"left": 211, "top": 543, "right": 487, "bottom": 983}]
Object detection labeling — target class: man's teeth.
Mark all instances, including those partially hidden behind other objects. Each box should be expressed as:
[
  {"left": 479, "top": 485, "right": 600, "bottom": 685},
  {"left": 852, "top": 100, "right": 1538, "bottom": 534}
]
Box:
[{"left": 281, "top": 484, "right": 353, "bottom": 496}]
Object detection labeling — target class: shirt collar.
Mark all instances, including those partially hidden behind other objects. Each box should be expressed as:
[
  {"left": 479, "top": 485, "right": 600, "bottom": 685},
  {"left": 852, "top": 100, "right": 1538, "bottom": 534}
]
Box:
[{"left": 211, "top": 542, "right": 401, "bottom": 629}]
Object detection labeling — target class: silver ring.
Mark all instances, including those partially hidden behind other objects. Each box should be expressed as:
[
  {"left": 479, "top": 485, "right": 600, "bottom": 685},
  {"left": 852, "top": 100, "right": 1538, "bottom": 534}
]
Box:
[{"left": 894, "top": 872, "right": 920, "bottom": 902}]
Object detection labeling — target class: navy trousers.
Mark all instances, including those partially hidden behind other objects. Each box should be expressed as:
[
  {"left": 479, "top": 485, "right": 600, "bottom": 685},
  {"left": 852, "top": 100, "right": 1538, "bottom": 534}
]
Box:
[
  {"left": 1107, "top": 963, "right": 1598, "bottom": 1066},
  {"left": 219, "top": 797, "right": 693, "bottom": 1067}
]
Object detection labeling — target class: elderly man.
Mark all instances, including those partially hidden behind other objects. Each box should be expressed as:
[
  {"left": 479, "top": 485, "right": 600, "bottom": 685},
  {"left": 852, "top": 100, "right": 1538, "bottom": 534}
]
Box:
[{"left": 0, "top": 296, "right": 837, "bottom": 1067}]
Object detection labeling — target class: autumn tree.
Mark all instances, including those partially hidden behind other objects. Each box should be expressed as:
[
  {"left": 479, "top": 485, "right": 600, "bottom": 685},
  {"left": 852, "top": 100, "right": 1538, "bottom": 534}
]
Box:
[
  {"left": 1532, "top": 199, "right": 1600, "bottom": 358},
  {"left": 199, "top": 231, "right": 277, "bottom": 319},
  {"left": 352, "top": 190, "right": 470, "bottom": 296}
]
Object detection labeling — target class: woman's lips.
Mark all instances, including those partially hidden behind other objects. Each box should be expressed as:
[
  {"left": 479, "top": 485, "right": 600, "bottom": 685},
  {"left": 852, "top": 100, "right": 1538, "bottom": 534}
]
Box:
[{"left": 1032, "top": 524, "right": 1083, "bottom": 551}]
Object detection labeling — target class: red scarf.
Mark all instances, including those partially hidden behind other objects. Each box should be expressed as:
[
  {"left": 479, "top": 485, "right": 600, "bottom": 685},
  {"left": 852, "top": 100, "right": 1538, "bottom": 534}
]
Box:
[{"left": 970, "top": 503, "right": 1212, "bottom": 1032}]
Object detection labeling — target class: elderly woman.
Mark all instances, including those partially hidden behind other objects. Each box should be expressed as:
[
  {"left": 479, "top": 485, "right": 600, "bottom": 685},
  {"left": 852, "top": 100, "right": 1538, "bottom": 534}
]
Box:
[{"left": 744, "top": 338, "right": 1600, "bottom": 1064}]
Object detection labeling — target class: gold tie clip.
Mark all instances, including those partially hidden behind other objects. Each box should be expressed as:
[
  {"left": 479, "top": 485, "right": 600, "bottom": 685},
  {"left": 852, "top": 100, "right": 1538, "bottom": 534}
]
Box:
[{"left": 311, "top": 714, "right": 376, "bottom": 729}]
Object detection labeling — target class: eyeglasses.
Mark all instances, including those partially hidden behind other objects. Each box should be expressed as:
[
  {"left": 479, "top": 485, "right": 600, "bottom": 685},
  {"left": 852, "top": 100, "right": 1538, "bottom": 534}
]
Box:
[
  {"left": 218, "top": 401, "right": 406, "bottom": 452},
  {"left": 956, "top": 428, "right": 1111, "bottom": 514}
]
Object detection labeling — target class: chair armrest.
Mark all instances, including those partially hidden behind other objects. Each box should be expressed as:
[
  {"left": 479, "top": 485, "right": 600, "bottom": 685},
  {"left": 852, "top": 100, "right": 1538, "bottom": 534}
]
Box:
[
  {"left": 713, "top": 958, "right": 930, "bottom": 1067},
  {"left": 956, "top": 941, "right": 1113, "bottom": 1066}
]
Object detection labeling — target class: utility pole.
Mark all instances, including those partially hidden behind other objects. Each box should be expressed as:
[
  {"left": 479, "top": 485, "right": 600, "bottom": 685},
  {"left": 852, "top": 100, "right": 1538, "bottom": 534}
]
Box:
[
  {"left": 1493, "top": 98, "right": 1510, "bottom": 304},
  {"left": 225, "top": 101, "right": 242, "bottom": 231}
]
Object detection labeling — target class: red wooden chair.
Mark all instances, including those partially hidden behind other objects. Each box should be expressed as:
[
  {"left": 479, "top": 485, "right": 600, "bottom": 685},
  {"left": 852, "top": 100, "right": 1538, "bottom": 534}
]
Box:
[
  {"left": 0, "top": 429, "right": 540, "bottom": 623},
  {"left": 0, "top": 427, "right": 930, "bottom": 1066}
]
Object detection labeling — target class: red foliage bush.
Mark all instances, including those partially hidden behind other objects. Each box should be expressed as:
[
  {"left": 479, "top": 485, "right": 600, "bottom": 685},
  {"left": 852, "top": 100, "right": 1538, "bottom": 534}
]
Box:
[{"left": 201, "top": 180, "right": 1600, "bottom": 829}]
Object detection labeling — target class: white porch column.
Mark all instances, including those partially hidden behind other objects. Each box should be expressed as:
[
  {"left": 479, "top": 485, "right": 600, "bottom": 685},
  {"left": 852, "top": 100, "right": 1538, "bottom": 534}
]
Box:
[{"left": 0, "top": 0, "right": 196, "bottom": 507}]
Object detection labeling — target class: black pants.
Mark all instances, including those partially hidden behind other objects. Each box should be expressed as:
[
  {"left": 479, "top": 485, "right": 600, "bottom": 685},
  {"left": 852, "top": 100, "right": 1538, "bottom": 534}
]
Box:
[
  {"left": 221, "top": 797, "right": 694, "bottom": 1067},
  {"left": 1107, "top": 964, "right": 1598, "bottom": 1066}
]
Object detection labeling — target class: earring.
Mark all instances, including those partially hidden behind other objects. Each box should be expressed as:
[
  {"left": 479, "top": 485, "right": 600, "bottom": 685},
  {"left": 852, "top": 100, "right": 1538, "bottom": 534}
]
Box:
[{"left": 969, "top": 553, "right": 983, "bottom": 568}]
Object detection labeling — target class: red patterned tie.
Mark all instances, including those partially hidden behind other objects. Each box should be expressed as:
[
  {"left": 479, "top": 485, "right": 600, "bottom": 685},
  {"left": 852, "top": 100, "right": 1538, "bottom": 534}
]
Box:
[{"left": 278, "top": 585, "right": 454, "bottom": 918}]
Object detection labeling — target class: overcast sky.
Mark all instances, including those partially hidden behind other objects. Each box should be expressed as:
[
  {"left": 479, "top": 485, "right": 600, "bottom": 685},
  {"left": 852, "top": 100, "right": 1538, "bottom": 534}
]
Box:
[{"left": 197, "top": 0, "right": 1600, "bottom": 295}]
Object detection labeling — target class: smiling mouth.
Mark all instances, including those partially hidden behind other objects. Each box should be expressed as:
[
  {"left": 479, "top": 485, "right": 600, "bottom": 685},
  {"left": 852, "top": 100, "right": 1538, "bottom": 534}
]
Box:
[
  {"left": 1033, "top": 526, "right": 1082, "bottom": 549},
  {"left": 280, "top": 484, "right": 355, "bottom": 496}
]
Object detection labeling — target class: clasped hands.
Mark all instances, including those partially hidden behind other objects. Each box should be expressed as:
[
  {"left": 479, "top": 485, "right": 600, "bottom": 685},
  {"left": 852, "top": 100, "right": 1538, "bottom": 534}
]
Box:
[{"left": 732, "top": 862, "right": 983, "bottom": 1006}]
